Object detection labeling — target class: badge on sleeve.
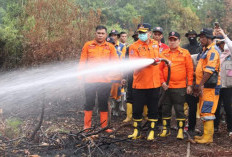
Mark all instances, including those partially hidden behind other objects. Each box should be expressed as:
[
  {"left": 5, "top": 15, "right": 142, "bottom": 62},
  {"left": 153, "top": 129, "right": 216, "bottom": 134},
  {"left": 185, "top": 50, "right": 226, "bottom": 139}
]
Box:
[{"left": 130, "top": 50, "right": 134, "bottom": 55}]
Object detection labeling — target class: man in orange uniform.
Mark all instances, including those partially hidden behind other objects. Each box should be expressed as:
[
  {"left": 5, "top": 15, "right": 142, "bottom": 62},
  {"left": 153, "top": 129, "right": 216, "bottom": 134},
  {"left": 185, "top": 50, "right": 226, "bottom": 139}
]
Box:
[
  {"left": 194, "top": 28, "right": 221, "bottom": 144},
  {"left": 152, "top": 26, "right": 169, "bottom": 125},
  {"left": 128, "top": 23, "right": 163, "bottom": 141},
  {"left": 159, "top": 31, "right": 194, "bottom": 139},
  {"left": 152, "top": 26, "right": 169, "bottom": 54},
  {"left": 78, "top": 25, "right": 118, "bottom": 133}
]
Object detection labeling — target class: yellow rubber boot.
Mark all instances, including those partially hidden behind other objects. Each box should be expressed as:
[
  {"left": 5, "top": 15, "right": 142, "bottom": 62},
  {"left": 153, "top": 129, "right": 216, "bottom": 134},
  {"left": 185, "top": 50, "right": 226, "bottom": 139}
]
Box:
[
  {"left": 194, "top": 135, "right": 204, "bottom": 140},
  {"left": 128, "top": 119, "right": 142, "bottom": 139},
  {"left": 195, "top": 120, "right": 214, "bottom": 144},
  {"left": 184, "top": 103, "right": 189, "bottom": 117},
  {"left": 123, "top": 103, "right": 132, "bottom": 122},
  {"left": 194, "top": 121, "right": 205, "bottom": 140},
  {"left": 143, "top": 105, "right": 148, "bottom": 120},
  {"left": 159, "top": 119, "right": 171, "bottom": 137},
  {"left": 177, "top": 120, "right": 185, "bottom": 140},
  {"left": 147, "top": 119, "right": 157, "bottom": 141}
]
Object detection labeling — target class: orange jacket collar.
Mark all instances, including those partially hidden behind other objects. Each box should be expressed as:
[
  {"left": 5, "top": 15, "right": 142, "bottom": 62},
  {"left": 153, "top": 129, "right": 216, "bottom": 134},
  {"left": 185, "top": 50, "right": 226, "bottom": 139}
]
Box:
[
  {"left": 166, "top": 46, "right": 182, "bottom": 53},
  {"left": 93, "top": 40, "right": 108, "bottom": 46},
  {"left": 203, "top": 42, "right": 216, "bottom": 51}
]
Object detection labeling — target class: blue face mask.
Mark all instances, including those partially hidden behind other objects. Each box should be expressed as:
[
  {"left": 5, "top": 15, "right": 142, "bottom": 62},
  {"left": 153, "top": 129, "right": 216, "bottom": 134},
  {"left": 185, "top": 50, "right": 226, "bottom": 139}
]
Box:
[{"left": 138, "top": 33, "right": 148, "bottom": 42}]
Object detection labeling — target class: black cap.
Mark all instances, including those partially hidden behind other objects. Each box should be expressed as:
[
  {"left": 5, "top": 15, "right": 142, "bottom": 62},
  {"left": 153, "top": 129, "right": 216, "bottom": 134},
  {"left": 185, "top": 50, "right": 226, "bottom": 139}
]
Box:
[
  {"left": 109, "top": 30, "right": 120, "bottom": 36},
  {"left": 197, "top": 28, "right": 215, "bottom": 39},
  {"left": 106, "top": 37, "right": 115, "bottom": 45},
  {"left": 137, "top": 23, "right": 151, "bottom": 32},
  {"left": 153, "top": 27, "right": 164, "bottom": 34},
  {"left": 185, "top": 29, "right": 197, "bottom": 37},
  {"left": 132, "top": 31, "right": 138, "bottom": 38},
  {"left": 168, "top": 31, "right": 180, "bottom": 39}
]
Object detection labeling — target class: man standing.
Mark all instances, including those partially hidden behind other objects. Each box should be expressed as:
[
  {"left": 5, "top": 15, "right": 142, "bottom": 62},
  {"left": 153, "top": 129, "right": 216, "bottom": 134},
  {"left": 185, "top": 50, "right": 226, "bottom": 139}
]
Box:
[
  {"left": 182, "top": 30, "right": 200, "bottom": 133},
  {"left": 119, "top": 32, "right": 128, "bottom": 46},
  {"left": 123, "top": 31, "right": 138, "bottom": 122},
  {"left": 152, "top": 26, "right": 169, "bottom": 125},
  {"left": 109, "top": 30, "right": 126, "bottom": 116},
  {"left": 214, "top": 28, "right": 232, "bottom": 137},
  {"left": 183, "top": 30, "right": 200, "bottom": 55},
  {"left": 152, "top": 27, "right": 169, "bottom": 53},
  {"left": 78, "top": 25, "right": 118, "bottom": 133},
  {"left": 159, "top": 32, "right": 194, "bottom": 140},
  {"left": 194, "top": 28, "right": 221, "bottom": 144},
  {"left": 109, "top": 30, "right": 126, "bottom": 59},
  {"left": 128, "top": 23, "right": 162, "bottom": 141}
]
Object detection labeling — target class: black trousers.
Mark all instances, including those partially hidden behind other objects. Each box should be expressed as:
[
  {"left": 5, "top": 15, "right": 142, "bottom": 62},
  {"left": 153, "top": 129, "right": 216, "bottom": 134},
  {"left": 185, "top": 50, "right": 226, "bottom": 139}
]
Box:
[
  {"left": 84, "top": 83, "right": 111, "bottom": 112},
  {"left": 186, "top": 94, "right": 199, "bottom": 130},
  {"left": 126, "top": 72, "right": 134, "bottom": 104},
  {"left": 132, "top": 88, "right": 160, "bottom": 119},
  {"left": 162, "top": 88, "right": 186, "bottom": 120},
  {"left": 214, "top": 88, "right": 232, "bottom": 132}
]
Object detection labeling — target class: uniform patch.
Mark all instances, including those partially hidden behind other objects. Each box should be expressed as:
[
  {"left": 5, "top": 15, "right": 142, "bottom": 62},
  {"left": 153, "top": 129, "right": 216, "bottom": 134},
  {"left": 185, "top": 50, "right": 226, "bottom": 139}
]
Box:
[
  {"left": 88, "top": 44, "right": 96, "bottom": 49},
  {"left": 130, "top": 50, "right": 134, "bottom": 55},
  {"left": 201, "top": 101, "right": 213, "bottom": 113},
  {"left": 152, "top": 45, "right": 158, "bottom": 48},
  {"left": 210, "top": 53, "right": 215, "bottom": 61},
  {"left": 178, "top": 52, "right": 183, "bottom": 56},
  {"left": 164, "top": 53, "right": 170, "bottom": 57},
  {"left": 104, "top": 46, "right": 110, "bottom": 50}
]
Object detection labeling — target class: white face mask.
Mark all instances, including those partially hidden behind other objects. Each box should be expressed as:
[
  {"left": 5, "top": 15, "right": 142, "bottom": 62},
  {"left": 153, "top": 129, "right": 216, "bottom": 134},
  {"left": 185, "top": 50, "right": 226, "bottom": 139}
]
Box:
[{"left": 138, "top": 33, "right": 148, "bottom": 41}]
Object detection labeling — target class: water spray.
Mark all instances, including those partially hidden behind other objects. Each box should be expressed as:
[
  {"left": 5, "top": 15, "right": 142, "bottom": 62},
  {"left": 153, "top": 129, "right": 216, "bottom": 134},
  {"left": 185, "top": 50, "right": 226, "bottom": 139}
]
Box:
[{"left": 0, "top": 57, "right": 171, "bottom": 113}]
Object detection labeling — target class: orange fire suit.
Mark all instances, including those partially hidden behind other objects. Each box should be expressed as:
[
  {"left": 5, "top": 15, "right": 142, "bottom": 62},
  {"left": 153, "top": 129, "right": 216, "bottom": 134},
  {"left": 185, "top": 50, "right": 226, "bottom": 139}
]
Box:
[
  {"left": 129, "top": 39, "right": 162, "bottom": 120},
  {"left": 160, "top": 47, "right": 194, "bottom": 88},
  {"left": 195, "top": 43, "right": 221, "bottom": 120},
  {"left": 78, "top": 40, "right": 118, "bottom": 83},
  {"left": 160, "top": 47, "right": 194, "bottom": 120},
  {"left": 129, "top": 39, "right": 163, "bottom": 89}
]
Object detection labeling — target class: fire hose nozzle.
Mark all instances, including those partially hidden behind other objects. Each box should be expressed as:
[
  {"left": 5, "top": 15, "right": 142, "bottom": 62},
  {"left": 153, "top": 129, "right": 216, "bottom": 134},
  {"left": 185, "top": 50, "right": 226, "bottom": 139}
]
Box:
[
  {"left": 153, "top": 58, "right": 161, "bottom": 63},
  {"left": 153, "top": 58, "right": 171, "bottom": 65}
]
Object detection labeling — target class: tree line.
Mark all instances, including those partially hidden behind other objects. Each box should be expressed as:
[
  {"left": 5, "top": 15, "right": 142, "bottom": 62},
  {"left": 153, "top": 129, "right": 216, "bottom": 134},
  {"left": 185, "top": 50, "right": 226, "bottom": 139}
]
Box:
[{"left": 0, "top": 0, "right": 231, "bottom": 69}]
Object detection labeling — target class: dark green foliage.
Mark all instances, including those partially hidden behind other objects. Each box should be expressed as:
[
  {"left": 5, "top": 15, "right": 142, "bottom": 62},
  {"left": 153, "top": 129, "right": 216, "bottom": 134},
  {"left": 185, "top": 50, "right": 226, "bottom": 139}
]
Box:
[{"left": 0, "top": 0, "right": 231, "bottom": 69}]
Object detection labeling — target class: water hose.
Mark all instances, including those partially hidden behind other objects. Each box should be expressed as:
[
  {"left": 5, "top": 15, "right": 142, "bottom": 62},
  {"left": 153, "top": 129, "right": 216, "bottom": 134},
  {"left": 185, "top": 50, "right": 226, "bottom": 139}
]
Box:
[{"left": 154, "top": 58, "right": 171, "bottom": 108}]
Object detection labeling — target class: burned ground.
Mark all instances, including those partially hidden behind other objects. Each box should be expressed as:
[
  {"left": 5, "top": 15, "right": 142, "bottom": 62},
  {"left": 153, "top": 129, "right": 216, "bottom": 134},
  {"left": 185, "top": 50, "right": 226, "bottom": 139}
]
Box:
[{"left": 0, "top": 92, "right": 232, "bottom": 157}]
